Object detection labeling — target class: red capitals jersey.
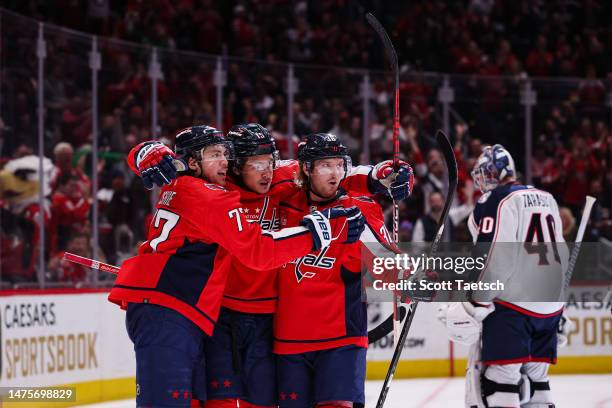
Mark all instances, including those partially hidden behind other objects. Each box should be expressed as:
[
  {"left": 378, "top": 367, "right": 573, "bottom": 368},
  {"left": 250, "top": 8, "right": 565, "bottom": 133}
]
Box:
[
  {"left": 108, "top": 175, "right": 314, "bottom": 336},
  {"left": 221, "top": 160, "right": 375, "bottom": 314},
  {"left": 51, "top": 192, "right": 90, "bottom": 226},
  {"left": 274, "top": 190, "right": 392, "bottom": 354}
]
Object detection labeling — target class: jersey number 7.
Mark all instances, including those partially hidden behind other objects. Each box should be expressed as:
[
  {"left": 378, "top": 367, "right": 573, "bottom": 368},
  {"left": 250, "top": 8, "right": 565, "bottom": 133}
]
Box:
[
  {"left": 523, "top": 213, "right": 561, "bottom": 265},
  {"left": 150, "top": 209, "right": 180, "bottom": 251}
]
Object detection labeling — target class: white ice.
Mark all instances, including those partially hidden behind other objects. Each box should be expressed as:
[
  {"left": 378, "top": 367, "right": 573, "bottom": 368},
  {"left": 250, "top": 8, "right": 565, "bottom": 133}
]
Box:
[{"left": 77, "top": 374, "right": 612, "bottom": 407}]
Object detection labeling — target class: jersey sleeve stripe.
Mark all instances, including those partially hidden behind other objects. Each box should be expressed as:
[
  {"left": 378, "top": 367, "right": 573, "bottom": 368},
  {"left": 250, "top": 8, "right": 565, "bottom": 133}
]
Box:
[{"left": 264, "top": 226, "right": 310, "bottom": 240}]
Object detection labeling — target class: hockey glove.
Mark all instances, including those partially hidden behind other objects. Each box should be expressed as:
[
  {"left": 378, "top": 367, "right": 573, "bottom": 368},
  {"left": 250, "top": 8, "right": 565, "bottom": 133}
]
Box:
[
  {"left": 132, "top": 142, "right": 185, "bottom": 189},
  {"left": 443, "top": 302, "right": 494, "bottom": 346},
  {"left": 301, "top": 210, "right": 333, "bottom": 252},
  {"left": 323, "top": 206, "right": 366, "bottom": 244},
  {"left": 370, "top": 160, "right": 414, "bottom": 201},
  {"left": 301, "top": 206, "right": 365, "bottom": 251}
]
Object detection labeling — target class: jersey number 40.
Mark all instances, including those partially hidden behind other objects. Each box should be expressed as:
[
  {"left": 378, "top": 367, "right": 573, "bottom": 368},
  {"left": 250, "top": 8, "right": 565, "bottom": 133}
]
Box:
[{"left": 523, "top": 213, "right": 561, "bottom": 265}]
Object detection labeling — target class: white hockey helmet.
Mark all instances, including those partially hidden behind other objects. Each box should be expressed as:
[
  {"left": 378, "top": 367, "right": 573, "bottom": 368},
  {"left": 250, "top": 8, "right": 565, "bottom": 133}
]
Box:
[{"left": 471, "top": 144, "right": 516, "bottom": 193}]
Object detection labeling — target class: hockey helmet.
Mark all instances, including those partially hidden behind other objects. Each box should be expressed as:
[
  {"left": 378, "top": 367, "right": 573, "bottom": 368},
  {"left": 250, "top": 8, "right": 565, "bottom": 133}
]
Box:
[
  {"left": 174, "top": 125, "right": 232, "bottom": 161},
  {"left": 471, "top": 144, "right": 516, "bottom": 193},
  {"left": 297, "top": 133, "right": 352, "bottom": 176},
  {"left": 226, "top": 123, "right": 279, "bottom": 171}
]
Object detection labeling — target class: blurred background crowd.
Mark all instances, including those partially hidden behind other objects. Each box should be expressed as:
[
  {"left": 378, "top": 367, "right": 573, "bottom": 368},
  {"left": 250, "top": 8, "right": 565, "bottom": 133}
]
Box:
[{"left": 0, "top": 0, "right": 610, "bottom": 287}]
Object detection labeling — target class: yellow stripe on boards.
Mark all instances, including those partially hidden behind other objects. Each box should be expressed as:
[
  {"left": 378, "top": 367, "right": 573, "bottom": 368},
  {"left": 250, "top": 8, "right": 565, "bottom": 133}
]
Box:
[{"left": 367, "top": 359, "right": 451, "bottom": 379}]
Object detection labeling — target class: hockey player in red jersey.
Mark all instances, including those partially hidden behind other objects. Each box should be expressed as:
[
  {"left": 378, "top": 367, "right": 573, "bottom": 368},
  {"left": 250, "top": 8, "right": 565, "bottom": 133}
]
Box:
[
  {"left": 203, "top": 124, "right": 292, "bottom": 408},
  {"left": 110, "top": 125, "right": 365, "bottom": 407},
  {"left": 130, "top": 124, "right": 413, "bottom": 408},
  {"left": 274, "top": 133, "right": 413, "bottom": 408}
]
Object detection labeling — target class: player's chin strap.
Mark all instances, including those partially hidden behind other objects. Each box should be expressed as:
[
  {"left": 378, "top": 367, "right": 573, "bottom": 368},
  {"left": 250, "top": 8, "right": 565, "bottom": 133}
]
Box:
[{"left": 307, "top": 184, "right": 345, "bottom": 206}]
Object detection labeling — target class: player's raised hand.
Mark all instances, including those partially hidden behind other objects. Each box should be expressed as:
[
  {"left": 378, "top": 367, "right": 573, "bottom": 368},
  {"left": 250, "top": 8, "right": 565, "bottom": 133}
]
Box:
[
  {"left": 371, "top": 160, "right": 414, "bottom": 201},
  {"left": 129, "top": 141, "right": 185, "bottom": 189}
]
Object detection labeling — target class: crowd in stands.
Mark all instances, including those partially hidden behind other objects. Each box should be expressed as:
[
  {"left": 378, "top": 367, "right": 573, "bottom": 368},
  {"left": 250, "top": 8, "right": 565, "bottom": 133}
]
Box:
[{"left": 0, "top": 1, "right": 609, "bottom": 286}]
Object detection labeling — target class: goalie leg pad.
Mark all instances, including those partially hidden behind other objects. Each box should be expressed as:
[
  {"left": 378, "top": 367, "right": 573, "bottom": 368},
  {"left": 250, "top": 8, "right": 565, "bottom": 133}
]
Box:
[
  {"left": 465, "top": 341, "right": 486, "bottom": 408},
  {"left": 481, "top": 364, "right": 522, "bottom": 407},
  {"left": 520, "top": 362, "right": 554, "bottom": 408}
]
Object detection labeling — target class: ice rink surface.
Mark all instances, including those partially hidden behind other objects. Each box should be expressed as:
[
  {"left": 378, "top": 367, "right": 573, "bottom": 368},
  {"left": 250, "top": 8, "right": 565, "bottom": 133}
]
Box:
[{"left": 79, "top": 374, "right": 612, "bottom": 407}]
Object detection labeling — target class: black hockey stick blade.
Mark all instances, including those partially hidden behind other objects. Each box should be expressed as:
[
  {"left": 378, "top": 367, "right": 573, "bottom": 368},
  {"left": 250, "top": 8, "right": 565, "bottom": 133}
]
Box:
[
  {"left": 375, "top": 130, "right": 458, "bottom": 408},
  {"left": 368, "top": 305, "right": 407, "bottom": 344},
  {"left": 365, "top": 13, "right": 398, "bottom": 73},
  {"left": 431, "top": 129, "right": 458, "bottom": 254},
  {"left": 366, "top": 12, "right": 400, "bottom": 167}
]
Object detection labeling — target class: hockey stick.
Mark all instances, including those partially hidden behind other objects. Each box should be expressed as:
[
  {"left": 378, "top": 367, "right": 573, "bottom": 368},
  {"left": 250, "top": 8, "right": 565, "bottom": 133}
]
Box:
[
  {"left": 562, "top": 195, "right": 596, "bottom": 299},
  {"left": 375, "top": 130, "right": 458, "bottom": 408},
  {"left": 63, "top": 252, "right": 120, "bottom": 274},
  {"left": 365, "top": 12, "right": 403, "bottom": 345}
]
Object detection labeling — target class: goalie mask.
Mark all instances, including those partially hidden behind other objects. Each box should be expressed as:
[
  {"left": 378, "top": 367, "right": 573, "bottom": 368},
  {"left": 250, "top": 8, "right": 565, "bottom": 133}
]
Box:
[{"left": 471, "top": 144, "right": 516, "bottom": 193}]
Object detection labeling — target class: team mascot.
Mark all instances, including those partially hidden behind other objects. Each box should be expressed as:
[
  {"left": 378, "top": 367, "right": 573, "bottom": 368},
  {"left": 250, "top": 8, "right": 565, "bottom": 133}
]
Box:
[{"left": 0, "top": 155, "right": 53, "bottom": 282}]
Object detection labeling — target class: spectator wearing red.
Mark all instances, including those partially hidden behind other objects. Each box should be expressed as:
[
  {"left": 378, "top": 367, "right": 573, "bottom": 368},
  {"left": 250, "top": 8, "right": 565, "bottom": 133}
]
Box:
[
  {"left": 578, "top": 65, "right": 606, "bottom": 117},
  {"left": 47, "top": 233, "right": 101, "bottom": 284},
  {"left": 51, "top": 173, "right": 91, "bottom": 252},
  {"left": 526, "top": 35, "right": 554, "bottom": 77},
  {"left": 50, "top": 142, "right": 91, "bottom": 195},
  {"left": 561, "top": 136, "right": 601, "bottom": 215}
]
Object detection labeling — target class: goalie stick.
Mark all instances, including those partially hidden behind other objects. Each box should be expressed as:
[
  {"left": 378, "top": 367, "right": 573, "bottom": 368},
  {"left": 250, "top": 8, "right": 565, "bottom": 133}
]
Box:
[
  {"left": 562, "top": 195, "right": 596, "bottom": 299},
  {"left": 365, "top": 11, "right": 403, "bottom": 345},
  {"left": 375, "top": 129, "right": 458, "bottom": 408}
]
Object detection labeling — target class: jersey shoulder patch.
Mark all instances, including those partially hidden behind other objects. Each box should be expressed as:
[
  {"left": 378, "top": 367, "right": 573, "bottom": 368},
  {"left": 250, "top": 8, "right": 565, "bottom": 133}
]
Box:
[{"left": 477, "top": 191, "right": 491, "bottom": 204}]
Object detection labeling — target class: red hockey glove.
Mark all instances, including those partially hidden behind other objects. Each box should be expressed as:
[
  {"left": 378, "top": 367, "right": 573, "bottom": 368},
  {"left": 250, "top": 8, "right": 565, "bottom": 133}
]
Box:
[
  {"left": 127, "top": 142, "right": 185, "bottom": 190},
  {"left": 371, "top": 160, "right": 414, "bottom": 201}
]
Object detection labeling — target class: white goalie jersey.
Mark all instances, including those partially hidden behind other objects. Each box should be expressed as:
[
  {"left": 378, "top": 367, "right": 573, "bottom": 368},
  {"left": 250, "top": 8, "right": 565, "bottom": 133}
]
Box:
[{"left": 467, "top": 184, "right": 569, "bottom": 315}]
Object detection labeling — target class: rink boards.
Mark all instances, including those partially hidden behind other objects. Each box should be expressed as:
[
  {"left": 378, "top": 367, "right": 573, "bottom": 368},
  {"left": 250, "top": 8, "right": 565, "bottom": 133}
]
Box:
[{"left": 0, "top": 288, "right": 610, "bottom": 407}]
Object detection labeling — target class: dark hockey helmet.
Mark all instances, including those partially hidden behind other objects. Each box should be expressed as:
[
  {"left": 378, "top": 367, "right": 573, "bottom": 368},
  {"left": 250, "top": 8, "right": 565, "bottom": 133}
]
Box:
[
  {"left": 174, "top": 125, "right": 232, "bottom": 161},
  {"left": 227, "top": 123, "right": 278, "bottom": 158},
  {"left": 226, "top": 123, "right": 279, "bottom": 171},
  {"left": 297, "top": 133, "right": 352, "bottom": 176}
]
